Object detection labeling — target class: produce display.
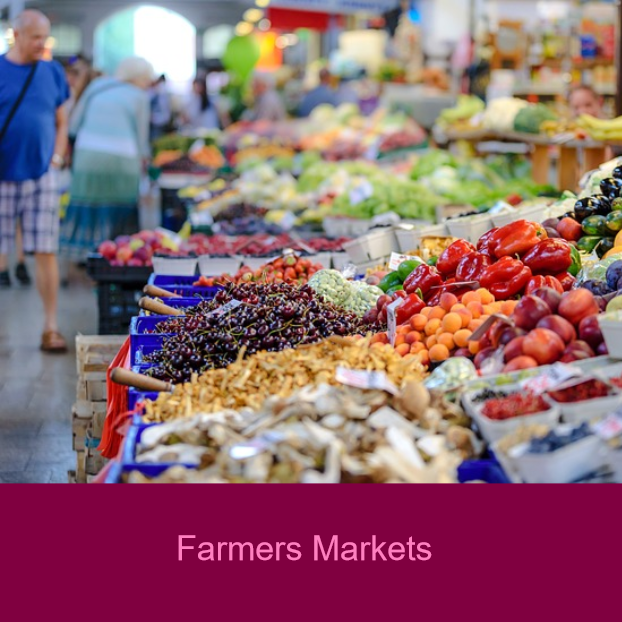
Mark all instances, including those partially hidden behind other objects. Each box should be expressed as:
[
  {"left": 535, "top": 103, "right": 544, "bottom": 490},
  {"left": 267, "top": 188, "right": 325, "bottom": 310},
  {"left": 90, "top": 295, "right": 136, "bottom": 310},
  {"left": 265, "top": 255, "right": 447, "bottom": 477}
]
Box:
[
  {"left": 143, "top": 283, "right": 374, "bottom": 382},
  {"left": 143, "top": 335, "right": 426, "bottom": 422},
  {"left": 95, "top": 125, "right": 622, "bottom": 485}
]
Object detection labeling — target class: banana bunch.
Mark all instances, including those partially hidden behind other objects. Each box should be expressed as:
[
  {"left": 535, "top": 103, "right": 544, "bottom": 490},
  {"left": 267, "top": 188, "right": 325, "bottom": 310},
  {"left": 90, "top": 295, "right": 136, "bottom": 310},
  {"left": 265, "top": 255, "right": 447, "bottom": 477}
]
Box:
[
  {"left": 577, "top": 114, "right": 622, "bottom": 142},
  {"left": 438, "top": 95, "right": 485, "bottom": 126}
]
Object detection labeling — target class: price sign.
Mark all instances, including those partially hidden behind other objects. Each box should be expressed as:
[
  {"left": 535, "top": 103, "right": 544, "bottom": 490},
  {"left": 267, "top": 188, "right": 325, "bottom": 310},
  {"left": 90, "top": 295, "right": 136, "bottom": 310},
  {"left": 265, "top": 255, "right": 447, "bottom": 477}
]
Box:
[
  {"left": 349, "top": 179, "right": 374, "bottom": 206},
  {"left": 521, "top": 363, "right": 584, "bottom": 395},
  {"left": 592, "top": 412, "right": 622, "bottom": 441},
  {"left": 387, "top": 297, "right": 404, "bottom": 346},
  {"left": 335, "top": 367, "right": 399, "bottom": 395},
  {"left": 206, "top": 299, "right": 242, "bottom": 318},
  {"left": 388, "top": 253, "right": 423, "bottom": 271}
]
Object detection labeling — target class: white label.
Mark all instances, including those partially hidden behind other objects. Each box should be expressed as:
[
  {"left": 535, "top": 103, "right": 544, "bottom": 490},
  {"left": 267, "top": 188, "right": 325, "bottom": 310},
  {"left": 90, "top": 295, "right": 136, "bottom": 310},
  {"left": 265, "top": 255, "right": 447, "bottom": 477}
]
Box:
[
  {"left": 388, "top": 253, "right": 423, "bottom": 271},
  {"left": 592, "top": 413, "right": 622, "bottom": 441},
  {"left": 207, "top": 299, "right": 242, "bottom": 318},
  {"left": 521, "top": 363, "right": 584, "bottom": 395},
  {"left": 387, "top": 298, "right": 404, "bottom": 346},
  {"left": 335, "top": 367, "right": 399, "bottom": 395},
  {"left": 349, "top": 180, "right": 374, "bottom": 206}
]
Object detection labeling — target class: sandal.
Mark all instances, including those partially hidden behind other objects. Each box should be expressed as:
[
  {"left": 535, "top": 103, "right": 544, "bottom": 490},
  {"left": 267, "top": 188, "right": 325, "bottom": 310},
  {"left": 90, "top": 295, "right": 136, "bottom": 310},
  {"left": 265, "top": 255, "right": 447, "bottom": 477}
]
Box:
[
  {"left": 41, "top": 330, "right": 68, "bottom": 353},
  {"left": 15, "top": 262, "right": 31, "bottom": 285}
]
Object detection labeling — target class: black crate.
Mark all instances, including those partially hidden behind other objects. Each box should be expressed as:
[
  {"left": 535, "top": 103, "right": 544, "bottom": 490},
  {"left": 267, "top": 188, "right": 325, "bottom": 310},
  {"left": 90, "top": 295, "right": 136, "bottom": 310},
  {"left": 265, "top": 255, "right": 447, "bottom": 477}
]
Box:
[
  {"left": 96, "top": 281, "right": 144, "bottom": 335},
  {"left": 86, "top": 254, "right": 153, "bottom": 284}
]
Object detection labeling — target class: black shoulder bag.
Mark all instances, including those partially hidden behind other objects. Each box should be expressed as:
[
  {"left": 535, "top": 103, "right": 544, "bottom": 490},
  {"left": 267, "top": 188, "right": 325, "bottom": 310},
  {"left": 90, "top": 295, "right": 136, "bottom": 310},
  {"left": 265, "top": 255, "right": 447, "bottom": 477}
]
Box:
[{"left": 0, "top": 61, "right": 38, "bottom": 142}]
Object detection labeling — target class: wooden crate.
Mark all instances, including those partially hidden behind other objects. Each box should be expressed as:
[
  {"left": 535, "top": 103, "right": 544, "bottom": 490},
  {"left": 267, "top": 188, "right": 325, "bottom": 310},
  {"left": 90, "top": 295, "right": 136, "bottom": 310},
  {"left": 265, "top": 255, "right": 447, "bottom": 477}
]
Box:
[
  {"left": 76, "top": 335, "right": 126, "bottom": 377},
  {"left": 84, "top": 431, "right": 107, "bottom": 476},
  {"left": 72, "top": 408, "right": 90, "bottom": 452},
  {"left": 75, "top": 451, "right": 87, "bottom": 484}
]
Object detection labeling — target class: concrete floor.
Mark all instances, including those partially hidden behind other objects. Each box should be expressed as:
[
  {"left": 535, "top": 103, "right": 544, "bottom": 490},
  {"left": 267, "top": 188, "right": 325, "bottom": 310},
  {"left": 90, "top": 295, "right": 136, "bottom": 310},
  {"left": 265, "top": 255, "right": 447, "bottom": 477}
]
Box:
[{"left": 0, "top": 261, "right": 98, "bottom": 483}]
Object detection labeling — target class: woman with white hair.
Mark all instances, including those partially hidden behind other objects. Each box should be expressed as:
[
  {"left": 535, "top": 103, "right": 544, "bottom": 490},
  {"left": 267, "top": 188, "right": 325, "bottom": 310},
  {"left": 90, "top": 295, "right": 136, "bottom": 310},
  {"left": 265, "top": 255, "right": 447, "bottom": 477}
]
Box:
[{"left": 60, "top": 57, "right": 154, "bottom": 260}]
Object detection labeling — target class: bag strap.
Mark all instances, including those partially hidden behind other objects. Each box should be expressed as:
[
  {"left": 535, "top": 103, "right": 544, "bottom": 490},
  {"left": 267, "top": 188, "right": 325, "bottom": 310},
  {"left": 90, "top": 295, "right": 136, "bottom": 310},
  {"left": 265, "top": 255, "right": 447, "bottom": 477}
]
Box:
[{"left": 0, "top": 61, "right": 38, "bottom": 143}]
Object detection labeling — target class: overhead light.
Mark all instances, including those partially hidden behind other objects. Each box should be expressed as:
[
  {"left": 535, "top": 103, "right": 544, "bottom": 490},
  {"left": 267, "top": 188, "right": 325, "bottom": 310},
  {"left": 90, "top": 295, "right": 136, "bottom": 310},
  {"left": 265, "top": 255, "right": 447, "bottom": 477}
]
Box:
[
  {"left": 243, "top": 8, "right": 263, "bottom": 22},
  {"left": 235, "top": 21, "right": 253, "bottom": 36},
  {"left": 258, "top": 18, "right": 271, "bottom": 31},
  {"left": 285, "top": 33, "right": 298, "bottom": 46},
  {"left": 256, "top": 0, "right": 270, "bottom": 7}
]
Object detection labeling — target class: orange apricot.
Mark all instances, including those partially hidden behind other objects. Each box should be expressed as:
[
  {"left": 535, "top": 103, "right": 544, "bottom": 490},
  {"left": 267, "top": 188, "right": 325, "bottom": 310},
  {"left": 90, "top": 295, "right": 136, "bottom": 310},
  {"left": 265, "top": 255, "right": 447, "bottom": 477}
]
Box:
[
  {"left": 394, "top": 334, "right": 407, "bottom": 347},
  {"left": 456, "top": 308, "right": 473, "bottom": 328},
  {"left": 477, "top": 288, "right": 495, "bottom": 304},
  {"left": 397, "top": 325, "right": 411, "bottom": 335},
  {"left": 467, "top": 319, "right": 484, "bottom": 332},
  {"left": 454, "top": 328, "right": 472, "bottom": 349},
  {"left": 410, "top": 342, "right": 425, "bottom": 354},
  {"left": 424, "top": 318, "right": 441, "bottom": 336},
  {"left": 437, "top": 332, "right": 455, "bottom": 350},
  {"left": 429, "top": 343, "right": 450, "bottom": 362},
  {"left": 500, "top": 300, "right": 517, "bottom": 316},
  {"left": 441, "top": 312, "right": 462, "bottom": 334},
  {"left": 421, "top": 307, "right": 433, "bottom": 317},
  {"left": 466, "top": 301, "right": 484, "bottom": 319},
  {"left": 439, "top": 292, "right": 459, "bottom": 312},
  {"left": 461, "top": 290, "right": 482, "bottom": 305},
  {"left": 405, "top": 331, "right": 422, "bottom": 345},
  {"left": 395, "top": 343, "right": 411, "bottom": 357},
  {"left": 410, "top": 314, "right": 428, "bottom": 331},
  {"left": 428, "top": 306, "right": 447, "bottom": 320},
  {"left": 468, "top": 340, "right": 481, "bottom": 355},
  {"left": 425, "top": 335, "right": 438, "bottom": 349},
  {"left": 371, "top": 333, "right": 388, "bottom": 344}
]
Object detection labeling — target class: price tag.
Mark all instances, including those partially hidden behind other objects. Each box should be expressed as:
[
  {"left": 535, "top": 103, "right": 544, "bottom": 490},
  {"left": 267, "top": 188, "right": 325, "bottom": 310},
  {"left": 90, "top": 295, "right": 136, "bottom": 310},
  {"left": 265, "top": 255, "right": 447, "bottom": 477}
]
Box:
[
  {"left": 207, "top": 299, "right": 242, "bottom": 318},
  {"left": 591, "top": 412, "right": 622, "bottom": 441},
  {"left": 349, "top": 179, "right": 374, "bottom": 206},
  {"left": 387, "top": 298, "right": 404, "bottom": 346},
  {"left": 335, "top": 367, "right": 399, "bottom": 395},
  {"left": 388, "top": 253, "right": 423, "bottom": 271},
  {"left": 521, "top": 363, "right": 584, "bottom": 395}
]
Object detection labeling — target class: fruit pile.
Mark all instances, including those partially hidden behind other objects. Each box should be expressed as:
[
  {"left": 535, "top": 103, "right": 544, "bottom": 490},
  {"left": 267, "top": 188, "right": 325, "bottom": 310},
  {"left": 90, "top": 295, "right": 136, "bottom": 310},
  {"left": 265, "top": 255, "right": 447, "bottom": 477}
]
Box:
[
  {"left": 97, "top": 230, "right": 178, "bottom": 267},
  {"left": 193, "top": 255, "right": 323, "bottom": 287},
  {"left": 474, "top": 287, "right": 604, "bottom": 373},
  {"left": 143, "top": 283, "right": 371, "bottom": 383},
  {"left": 481, "top": 392, "right": 550, "bottom": 421},
  {"left": 376, "top": 222, "right": 579, "bottom": 307},
  {"left": 372, "top": 288, "right": 513, "bottom": 366}
]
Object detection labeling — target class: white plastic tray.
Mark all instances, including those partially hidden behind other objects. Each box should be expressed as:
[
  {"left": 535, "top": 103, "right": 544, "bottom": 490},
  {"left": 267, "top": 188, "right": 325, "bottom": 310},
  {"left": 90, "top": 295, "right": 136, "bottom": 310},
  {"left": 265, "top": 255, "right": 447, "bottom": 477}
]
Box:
[
  {"left": 151, "top": 257, "right": 198, "bottom": 276},
  {"left": 197, "top": 255, "right": 240, "bottom": 276}
]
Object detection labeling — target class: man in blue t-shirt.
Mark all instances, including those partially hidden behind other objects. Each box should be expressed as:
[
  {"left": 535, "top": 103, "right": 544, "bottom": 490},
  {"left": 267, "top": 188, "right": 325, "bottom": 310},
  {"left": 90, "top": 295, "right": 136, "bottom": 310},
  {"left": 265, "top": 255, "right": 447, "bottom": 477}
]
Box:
[{"left": 0, "top": 9, "right": 70, "bottom": 352}]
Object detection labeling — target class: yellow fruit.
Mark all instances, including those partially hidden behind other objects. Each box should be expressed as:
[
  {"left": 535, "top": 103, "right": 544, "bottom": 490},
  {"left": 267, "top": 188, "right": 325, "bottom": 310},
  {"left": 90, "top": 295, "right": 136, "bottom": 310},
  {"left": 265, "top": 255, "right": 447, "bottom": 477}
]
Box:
[{"left": 605, "top": 244, "right": 622, "bottom": 259}]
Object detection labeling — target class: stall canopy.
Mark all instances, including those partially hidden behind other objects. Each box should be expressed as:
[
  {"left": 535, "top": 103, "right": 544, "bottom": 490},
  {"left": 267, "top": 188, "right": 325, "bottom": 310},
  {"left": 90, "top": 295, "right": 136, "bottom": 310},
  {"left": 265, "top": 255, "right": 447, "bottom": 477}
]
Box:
[{"left": 267, "top": 7, "right": 341, "bottom": 31}]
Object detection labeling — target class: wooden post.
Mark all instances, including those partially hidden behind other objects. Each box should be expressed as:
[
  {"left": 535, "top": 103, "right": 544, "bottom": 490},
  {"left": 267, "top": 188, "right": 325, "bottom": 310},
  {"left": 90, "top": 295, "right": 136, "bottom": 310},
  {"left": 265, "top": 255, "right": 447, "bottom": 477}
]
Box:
[
  {"left": 532, "top": 144, "right": 550, "bottom": 185},
  {"left": 558, "top": 145, "right": 579, "bottom": 192},
  {"left": 583, "top": 145, "right": 608, "bottom": 177}
]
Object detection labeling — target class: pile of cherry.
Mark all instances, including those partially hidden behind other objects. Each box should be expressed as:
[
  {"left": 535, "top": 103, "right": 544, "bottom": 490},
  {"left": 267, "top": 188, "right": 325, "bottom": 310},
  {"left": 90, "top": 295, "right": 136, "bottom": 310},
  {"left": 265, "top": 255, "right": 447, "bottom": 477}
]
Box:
[{"left": 144, "top": 283, "right": 371, "bottom": 383}]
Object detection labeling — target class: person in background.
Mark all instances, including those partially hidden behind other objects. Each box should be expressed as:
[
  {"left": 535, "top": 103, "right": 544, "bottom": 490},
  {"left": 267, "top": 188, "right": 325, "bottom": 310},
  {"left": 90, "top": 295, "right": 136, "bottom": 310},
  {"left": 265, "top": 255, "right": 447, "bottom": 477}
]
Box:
[
  {"left": 65, "top": 54, "right": 94, "bottom": 119},
  {"left": 298, "top": 68, "right": 336, "bottom": 117},
  {"left": 0, "top": 9, "right": 70, "bottom": 351},
  {"left": 247, "top": 72, "right": 286, "bottom": 122},
  {"left": 60, "top": 57, "right": 153, "bottom": 263},
  {"left": 150, "top": 74, "right": 172, "bottom": 140},
  {"left": 569, "top": 85, "right": 604, "bottom": 119},
  {"left": 335, "top": 75, "right": 359, "bottom": 107},
  {"left": 182, "top": 76, "right": 220, "bottom": 130}
]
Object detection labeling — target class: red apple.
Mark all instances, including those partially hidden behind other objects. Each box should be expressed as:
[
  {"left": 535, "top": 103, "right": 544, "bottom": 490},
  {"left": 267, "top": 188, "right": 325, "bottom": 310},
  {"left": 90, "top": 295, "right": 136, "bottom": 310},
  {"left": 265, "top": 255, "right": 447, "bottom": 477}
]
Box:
[
  {"left": 536, "top": 315, "right": 577, "bottom": 344},
  {"left": 115, "top": 235, "right": 131, "bottom": 246},
  {"left": 504, "top": 336, "right": 526, "bottom": 363},
  {"left": 531, "top": 287, "right": 562, "bottom": 314},
  {"left": 563, "top": 340, "right": 595, "bottom": 358},
  {"left": 453, "top": 347, "right": 471, "bottom": 358},
  {"left": 363, "top": 308, "right": 379, "bottom": 324},
  {"left": 503, "top": 356, "right": 539, "bottom": 372},
  {"left": 513, "top": 295, "right": 552, "bottom": 331},
  {"left": 558, "top": 289, "right": 600, "bottom": 327},
  {"left": 578, "top": 315, "right": 604, "bottom": 350},
  {"left": 98, "top": 240, "right": 117, "bottom": 261},
  {"left": 523, "top": 328, "right": 565, "bottom": 365},
  {"left": 115, "top": 246, "right": 133, "bottom": 264},
  {"left": 127, "top": 258, "right": 144, "bottom": 267},
  {"left": 376, "top": 295, "right": 392, "bottom": 311}
]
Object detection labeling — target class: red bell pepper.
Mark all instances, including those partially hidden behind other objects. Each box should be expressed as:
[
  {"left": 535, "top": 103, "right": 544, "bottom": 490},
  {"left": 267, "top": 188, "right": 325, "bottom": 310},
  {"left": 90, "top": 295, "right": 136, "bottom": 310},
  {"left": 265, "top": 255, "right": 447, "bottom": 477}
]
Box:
[
  {"left": 479, "top": 256, "right": 533, "bottom": 300},
  {"left": 455, "top": 251, "right": 492, "bottom": 283},
  {"left": 521, "top": 238, "right": 574, "bottom": 275},
  {"left": 477, "top": 227, "right": 499, "bottom": 257},
  {"left": 555, "top": 272, "right": 576, "bottom": 292},
  {"left": 525, "top": 275, "right": 564, "bottom": 295},
  {"left": 436, "top": 239, "right": 476, "bottom": 277},
  {"left": 395, "top": 293, "right": 425, "bottom": 324},
  {"left": 403, "top": 264, "right": 443, "bottom": 297},
  {"left": 489, "top": 220, "right": 548, "bottom": 259}
]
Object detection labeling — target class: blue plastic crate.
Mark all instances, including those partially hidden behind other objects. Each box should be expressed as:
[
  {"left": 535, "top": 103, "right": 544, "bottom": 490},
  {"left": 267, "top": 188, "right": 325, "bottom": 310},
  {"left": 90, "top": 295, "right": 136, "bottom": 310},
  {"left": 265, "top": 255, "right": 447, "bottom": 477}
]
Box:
[
  {"left": 128, "top": 388, "right": 159, "bottom": 413},
  {"left": 457, "top": 460, "right": 511, "bottom": 484},
  {"left": 149, "top": 274, "right": 196, "bottom": 286},
  {"left": 130, "top": 315, "right": 174, "bottom": 335},
  {"left": 138, "top": 297, "right": 200, "bottom": 315},
  {"left": 120, "top": 422, "right": 197, "bottom": 477}
]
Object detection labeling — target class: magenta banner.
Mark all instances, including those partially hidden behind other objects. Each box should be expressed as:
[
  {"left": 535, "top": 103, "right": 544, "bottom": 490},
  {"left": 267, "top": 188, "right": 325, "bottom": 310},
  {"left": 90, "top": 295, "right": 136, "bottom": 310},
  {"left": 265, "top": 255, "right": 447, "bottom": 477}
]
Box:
[{"left": 1, "top": 485, "right": 620, "bottom": 618}]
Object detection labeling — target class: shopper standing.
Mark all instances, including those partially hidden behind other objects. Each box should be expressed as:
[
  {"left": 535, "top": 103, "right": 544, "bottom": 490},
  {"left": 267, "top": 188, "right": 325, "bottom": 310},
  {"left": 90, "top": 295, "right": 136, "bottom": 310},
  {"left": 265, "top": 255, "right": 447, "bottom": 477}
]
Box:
[
  {"left": 0, "top": 10, "right": 70, "bottom": 352},
  {"left": 182, "top": 76, "right": 220, "bottom": 130},
  {"left": 247, "top": 73, "right": 286, "bottom": 122},
  {"left": 298, "top": 68, "right": 337, "bottom": 117},
  {"left": 60, "top": 57, "right": 153, "bottom": 262}
]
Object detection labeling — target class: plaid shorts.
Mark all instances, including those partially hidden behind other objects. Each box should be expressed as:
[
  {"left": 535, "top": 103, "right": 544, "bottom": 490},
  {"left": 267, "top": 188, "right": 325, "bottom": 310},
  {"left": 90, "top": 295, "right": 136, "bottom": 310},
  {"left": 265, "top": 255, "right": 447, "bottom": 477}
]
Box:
[{"left": 0, "top": 170, "right": 60, "bottom": 255}]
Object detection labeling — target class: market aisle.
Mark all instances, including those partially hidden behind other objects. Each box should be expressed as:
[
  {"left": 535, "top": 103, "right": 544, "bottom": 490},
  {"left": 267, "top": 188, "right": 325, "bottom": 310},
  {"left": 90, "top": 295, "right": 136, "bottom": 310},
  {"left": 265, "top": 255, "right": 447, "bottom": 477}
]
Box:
[{"left": 0, "top": 263, "right": 98, "bottom": 483}]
